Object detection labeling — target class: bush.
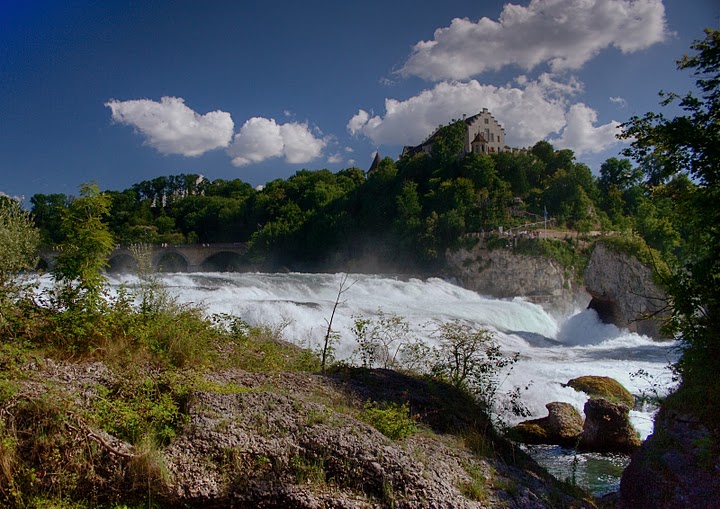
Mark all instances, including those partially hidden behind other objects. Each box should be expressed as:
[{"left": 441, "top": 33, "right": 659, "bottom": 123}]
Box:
[
  {"left": 360, "top": 400, "right": 417, "bottom": 440},
  {"left": 0, "top": 197, "right": 40, "bottom": 332},
  {"left": 598, "top": 234, "right": 670, "bottom": 281}
]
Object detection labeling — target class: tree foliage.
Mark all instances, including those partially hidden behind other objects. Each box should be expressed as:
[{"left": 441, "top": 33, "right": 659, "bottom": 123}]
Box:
[
  {"left": 53, "top": 182, "right": 115, "bottom": 314},
  {"left": 620, "top": 29, "right": 720, "bottom": 426},
  {"left": 0, "top": 197, "right": 40, "bottom": 329}
]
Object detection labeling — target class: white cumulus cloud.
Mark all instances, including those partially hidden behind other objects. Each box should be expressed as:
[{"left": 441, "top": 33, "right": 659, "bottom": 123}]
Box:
[
  {"left": 228, "top": 117, "right": 326, "bottom": 167},
  {"left": 106, "top": 96, "right": 234, "bottom": 156},
  {"left": 401, "top": 0, "right": 669, "bottom": 80},
  {"left": 553, "top": 103, "right": 623, "bottom": 155},
  {"left": 347, "top": 78, "right": 625, "bottom": 156},
  {"left": 609, "top": 96, "right": 628, "bottom": 108},
  {"left": 346, "top": 79, "right": 568, "bottom": 149},
  {"left": 347, "top": 110, "right": 371, "bottom": 136}
]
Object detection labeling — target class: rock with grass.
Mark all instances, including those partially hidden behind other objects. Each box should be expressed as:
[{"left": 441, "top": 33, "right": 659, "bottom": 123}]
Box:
[
  {"left": 509, "top": 402, "right": 583, "bottom": 447},
  {"left": 1, "top": 360, "right": 599, "bottom": 509},
  {"left": 566, "top": 375, "right": 635, "bottom": 408},
  {"left": 579, "top": 398, "right": 641, "bottom": 453}
]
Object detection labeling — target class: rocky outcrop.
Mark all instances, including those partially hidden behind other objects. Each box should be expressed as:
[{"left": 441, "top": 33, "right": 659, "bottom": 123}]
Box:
[
  {"left": 445, "top": 244, "right": 585, "bottom": 312},
  {"left": 579, "top": 398, "right": 641, "bottom": 453},
  {"left": 584, "top": 242, "right": 669, "bottom": 338},
  {"left": 566, "top": 375, "right": 635, "bottom": 408},
  {"left": 6, "top": 360, "right": 596, "bottom": 508},
  {"left": 619, "top": 405, "right": 720, "bottom": 508},
  {"left": 511, "top": 377, "right": 641, "bottom": 453},
  {"left": 509, "top": 402, "right": 583, "bottom": 447}
]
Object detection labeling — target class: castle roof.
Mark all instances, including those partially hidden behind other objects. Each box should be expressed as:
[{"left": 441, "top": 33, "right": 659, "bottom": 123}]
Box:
[
  {"left": 368, "top": 152, "right": 381, "bottom": 173},
  {"left": 471, "top": 133, "right": 487, "bottom": 144}
]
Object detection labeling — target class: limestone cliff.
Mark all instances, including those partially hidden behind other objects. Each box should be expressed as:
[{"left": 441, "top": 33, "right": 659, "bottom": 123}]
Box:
[
  {"left": 583, "top": 242, "right": 669, "bottom": 338},
  {"left": 445, "top": 244, "right": 585, "bottom": 312}
]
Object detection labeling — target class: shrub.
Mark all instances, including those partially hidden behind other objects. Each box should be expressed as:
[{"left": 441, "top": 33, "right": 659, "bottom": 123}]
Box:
[
  {"left": 360, "top": 400, "right": 417, "bottom": 440},
  {"left": 351, "top": 311, "right": 422, "bottom": 369},
  {"left": 0, "top": 197, "right": 40, "bottom": 332},
  {"left": 90, "top": 373, "right": 189, "bottom": 445}
]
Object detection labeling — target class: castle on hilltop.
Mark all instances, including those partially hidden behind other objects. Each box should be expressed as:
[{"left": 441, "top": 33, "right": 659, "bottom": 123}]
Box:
[{"left": 401, "top": 108, "right": 513, "bottom": 158}]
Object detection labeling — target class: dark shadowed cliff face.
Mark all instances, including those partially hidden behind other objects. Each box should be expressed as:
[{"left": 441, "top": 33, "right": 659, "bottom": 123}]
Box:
[
  {"left": 584, "top": 243, "right": 669, "bottom": 339},
  {"left": 619, "top": 403, "right": 720, "bottom": 508}
]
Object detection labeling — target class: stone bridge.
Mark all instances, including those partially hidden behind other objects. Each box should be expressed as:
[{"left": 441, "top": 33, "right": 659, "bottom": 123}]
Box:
[{"left": 39, "top": 243, "right": 249, "bottom": 273}]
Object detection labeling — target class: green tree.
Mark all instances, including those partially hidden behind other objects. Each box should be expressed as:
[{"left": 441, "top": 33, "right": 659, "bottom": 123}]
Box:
[
  {"left": 0, "top": 197, "right": 40, "bottom": 329},
  {"left": 30, "top": 193, "right": 70, "bottom": 245},
  {"left": 430, "top": 120, "right": 467, "bottom": 167},
  {"left": 53, "top": 183, "right": 115, "bottom": 315},
  {"left": 599, "top": 157, "right": 643, "bottom": 193},
  {"left": 619, "top": 29, "right": 720, "bottom": 426}
]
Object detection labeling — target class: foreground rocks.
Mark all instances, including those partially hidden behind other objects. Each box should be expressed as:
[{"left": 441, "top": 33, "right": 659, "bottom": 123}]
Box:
[
  {"left": 566, "top": 376, "right": 635, "bottom": 408},
  {"left": 511, "top": 376, "right": 641, "bottom": 454},
  {"left": 579, "top": 398, "right": 641, "bottom": 454},
  {"left": 619, "top": 404, "right": 720, "bottom": 508},
  {"left": 4, "top": 360, "right": 597, "bottom": 508},
  {"left": 509, "top": 402, "right": 583, "bottom": 447}
]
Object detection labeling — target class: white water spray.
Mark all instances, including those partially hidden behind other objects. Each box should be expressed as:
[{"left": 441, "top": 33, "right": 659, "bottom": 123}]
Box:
[{"left": 109, "top": 271, "right": 677, "bottom": 438}]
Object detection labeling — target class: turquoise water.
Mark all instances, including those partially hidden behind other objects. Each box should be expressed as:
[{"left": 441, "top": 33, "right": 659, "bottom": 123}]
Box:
[{"left": 522, "top": 444, "right": 630, "bottom": 496}]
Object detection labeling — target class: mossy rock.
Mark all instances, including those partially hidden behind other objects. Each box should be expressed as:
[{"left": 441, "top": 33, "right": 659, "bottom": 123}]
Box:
[
  {"left": 507, "top": 423, "right": 549, "bottom": 444},
  {"left": 566, "top": 376, "right": 634, "bottom": 408},
  {"left": 508, "top": 402, "right": 582, "bottom": 447}
]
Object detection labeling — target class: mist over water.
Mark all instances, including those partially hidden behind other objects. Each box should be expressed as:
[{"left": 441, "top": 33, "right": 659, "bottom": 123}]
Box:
[{"left": 109, "top": 271, "right": 676, "bottom": 439}]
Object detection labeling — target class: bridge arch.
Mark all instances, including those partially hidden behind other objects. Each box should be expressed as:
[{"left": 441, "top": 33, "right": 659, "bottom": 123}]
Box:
[
  {"left": 36, "top": 256, "right": 51, "bottom": 272},
  {"left": 154, "top": 250, "right": 189, "bottom": 272},
  {"left": 199, "top": 251, "right": 247, "bottom": 272},
  {"left": 107, "top": 253, "right": 138, "bottom": 273}
]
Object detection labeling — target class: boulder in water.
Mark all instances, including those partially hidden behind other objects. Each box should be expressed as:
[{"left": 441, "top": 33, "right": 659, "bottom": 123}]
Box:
[
  {"left": 566, "top": 375, "right": 635, "bottom": 408},
  {"left": 509, "top": 402, "right": 583, "bottom": 447},
  {"left": 579, "top": 398, "right": 641, "bottom": 453}
]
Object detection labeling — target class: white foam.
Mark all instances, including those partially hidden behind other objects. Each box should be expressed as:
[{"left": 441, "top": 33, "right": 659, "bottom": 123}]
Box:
[{"left": 104, "top": 272, "right": 677, "bottom": 438}]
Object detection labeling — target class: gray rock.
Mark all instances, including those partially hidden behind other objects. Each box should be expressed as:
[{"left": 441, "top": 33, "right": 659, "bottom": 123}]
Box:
[
  {"left": 584, "top": 242, "right": 669, "bottom": 339},
  {"left": 510, "top": 402, "right": 583, "bottom": 447},
  {"left": 620, "top": 407, "right": 720, "bottom": 508},
  {"left": 579, "top": 398, "right": 641, "bottom": 453},
  {"left": 445, "top": 245, "right": 585, "bottom": 313}
]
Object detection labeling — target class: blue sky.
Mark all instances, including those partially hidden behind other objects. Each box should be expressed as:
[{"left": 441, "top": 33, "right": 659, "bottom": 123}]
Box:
[{"left": 1, "top": 0, "right": 717, "bottom": 201}]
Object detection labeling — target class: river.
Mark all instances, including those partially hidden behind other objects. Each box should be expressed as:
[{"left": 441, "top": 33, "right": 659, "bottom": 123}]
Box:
[{"left": 109, "top": 271, "right": 677, "bottom": 495}]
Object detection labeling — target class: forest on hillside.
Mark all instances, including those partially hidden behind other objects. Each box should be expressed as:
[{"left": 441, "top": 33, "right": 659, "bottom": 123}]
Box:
[{"left": 28, "top": 133, "right": 691, "bottom": 271}]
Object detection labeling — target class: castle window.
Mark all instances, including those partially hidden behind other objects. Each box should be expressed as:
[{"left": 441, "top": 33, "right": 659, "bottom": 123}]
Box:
[
  {"left": 484, "top": 118, "right": 489, "bottom": 124},
  {"left": 490, "top": 133, "right": 494, "bottom": 142}
]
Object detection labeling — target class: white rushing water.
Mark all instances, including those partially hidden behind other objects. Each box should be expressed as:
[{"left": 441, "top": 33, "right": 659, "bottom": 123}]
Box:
[{"left": 108, "top": 271, "right": 677, "bottom": 438}]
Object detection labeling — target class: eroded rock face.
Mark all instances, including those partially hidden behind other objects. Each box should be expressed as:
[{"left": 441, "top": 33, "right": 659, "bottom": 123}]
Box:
[
  {"left": 619, "top": 406, "right": 720, "bottom": 508},
  {"left": 7, "top": 361, "right": 597, "bottom": 509},
  {"left": 579, "top": 398, "right": 641, "bottom": 453},
  {"left": 510, "top": 402, "right": 583, "bottom": 447},
  {"left": 584, "top": 242, "right": 669, "bottom": 339},
  {"left": 445, "top": 245, "right": 586, "bottom": 312}
]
